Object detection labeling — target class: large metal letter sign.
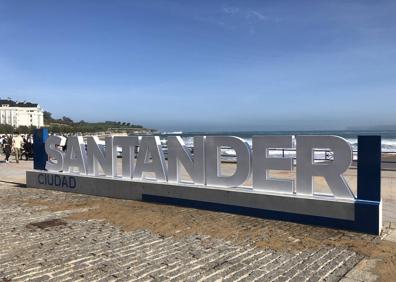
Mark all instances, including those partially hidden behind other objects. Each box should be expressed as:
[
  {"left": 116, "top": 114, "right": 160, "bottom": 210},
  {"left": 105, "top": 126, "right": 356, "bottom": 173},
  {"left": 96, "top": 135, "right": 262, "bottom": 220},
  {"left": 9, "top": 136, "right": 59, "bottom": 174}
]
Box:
[
  {"left": 45, "top": 135, "right": 66, "bottom": 171},
  {"left": 252, "top": 135, "right": 294, "bottom": 194},
  {"left": 63, "top": 136, "right": 87, "bottom": 174},
  {"left": 167, "top": 136, "right": 205, "bottom": 185},
  {"left": 27, "top": 133, "right": 382, "bottom": 235},
  {"left": 86, "top": 136, "right": 115, "bottom": 177},
  {"left": 296, "top": 136, "right": 354, "bottom": 199},
  {"left": 133, "top": 136, "right": 167, "bottom": 182},
  {"left": 205, "top": 136, "right": 251, "bottom": 188},
  {"left": 113, "top": 136, "right": 140, "bottom": 178}
]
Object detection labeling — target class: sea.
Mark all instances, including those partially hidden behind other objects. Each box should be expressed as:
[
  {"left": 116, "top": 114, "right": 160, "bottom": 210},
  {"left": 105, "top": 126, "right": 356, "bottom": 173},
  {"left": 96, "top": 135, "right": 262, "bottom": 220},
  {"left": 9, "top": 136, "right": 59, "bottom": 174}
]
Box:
[{"left": 159, "top": 130, "right": 396, "bottom": 161}]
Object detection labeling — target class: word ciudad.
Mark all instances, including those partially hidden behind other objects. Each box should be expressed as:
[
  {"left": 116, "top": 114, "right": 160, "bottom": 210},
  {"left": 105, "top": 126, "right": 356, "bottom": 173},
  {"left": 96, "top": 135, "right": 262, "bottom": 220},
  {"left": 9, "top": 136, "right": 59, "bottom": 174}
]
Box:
[
  {"left": 45, "top": 135, "right": 354, "bottom": 200},
  {"left": 38, "top": 173, "right": 77, "bottom": 189}
]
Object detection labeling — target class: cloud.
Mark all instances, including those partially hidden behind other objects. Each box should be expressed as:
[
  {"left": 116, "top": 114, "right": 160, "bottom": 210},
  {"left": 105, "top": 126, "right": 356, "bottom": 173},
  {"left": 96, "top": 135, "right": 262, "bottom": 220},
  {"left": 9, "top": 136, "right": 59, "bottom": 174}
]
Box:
[
  {"left": 222, "top": 6, "right": 269, "bottom": 22},
  {"left": 246, "top": 10, "right": 268, "bottom": 21},
  {"left": 222, "top": 7, "right": 240, "bottom": 15},
  {"left": 219, "top": 6, "right": 273, "bottom": 34}
]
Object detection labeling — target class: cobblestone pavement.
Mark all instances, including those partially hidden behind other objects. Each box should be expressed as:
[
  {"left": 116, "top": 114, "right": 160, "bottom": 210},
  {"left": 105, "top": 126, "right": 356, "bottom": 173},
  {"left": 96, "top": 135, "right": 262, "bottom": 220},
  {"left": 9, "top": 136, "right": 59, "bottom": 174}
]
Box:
[
  {"left": 1, "top": 159, "right": 396, "bottom": 224},
  {"left": 0, "top": 182, "right": 365, "bottom": 281},
  {"left": 1, "top": 160, "right": 395, "bottom": 281}
]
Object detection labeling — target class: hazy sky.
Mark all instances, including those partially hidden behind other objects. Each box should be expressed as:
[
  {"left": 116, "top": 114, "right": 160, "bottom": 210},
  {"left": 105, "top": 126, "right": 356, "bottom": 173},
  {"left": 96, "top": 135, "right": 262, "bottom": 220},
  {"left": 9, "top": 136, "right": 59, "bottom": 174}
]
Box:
[{"left": 1, "top": 0, "right": 396, "bottom": 131}]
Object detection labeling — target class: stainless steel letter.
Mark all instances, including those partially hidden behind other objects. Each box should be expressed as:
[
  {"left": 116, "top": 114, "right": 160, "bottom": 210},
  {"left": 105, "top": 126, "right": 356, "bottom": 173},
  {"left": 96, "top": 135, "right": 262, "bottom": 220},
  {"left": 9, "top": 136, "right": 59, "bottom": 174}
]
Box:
[
  {"left": 134, "top": 136, "right": 167, "bottom": 182},
  {"left": 205, "top": 136, "right": 251, "bottom": 188},
  {"left": 113, "top": 136, "right": 140, "bottom": 178},
  {"left": 252, "top": 135, "right": 294, "bottom": 194},
  {"left": 86, "top": 136, "right": 114, "bottom": 177},
  {"left": 45, "top": 135, "right": 66, "bottom": 172},
  {"left": 296, "top": 135, "right": 354, "bottom": 199},
  {"left": 63, "top": 136, "right": 87, "bottom": 174},
  {"left": 167, "top": 136, "right": 205, "bottom": 185}
]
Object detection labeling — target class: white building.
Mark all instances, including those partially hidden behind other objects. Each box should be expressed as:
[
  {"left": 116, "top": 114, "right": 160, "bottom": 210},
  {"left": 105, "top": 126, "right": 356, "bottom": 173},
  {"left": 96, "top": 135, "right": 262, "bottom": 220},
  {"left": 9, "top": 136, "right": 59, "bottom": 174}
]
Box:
[{"left": 0, "top": 100, "right": 44, "bottom": 128}]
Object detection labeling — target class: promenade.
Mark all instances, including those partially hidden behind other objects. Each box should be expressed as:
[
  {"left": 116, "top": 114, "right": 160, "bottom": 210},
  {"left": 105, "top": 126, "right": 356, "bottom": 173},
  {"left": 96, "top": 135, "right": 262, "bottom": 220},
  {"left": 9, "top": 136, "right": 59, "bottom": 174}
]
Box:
[{"left": 0, "top": 159, "right": 395, "bottom": 281}]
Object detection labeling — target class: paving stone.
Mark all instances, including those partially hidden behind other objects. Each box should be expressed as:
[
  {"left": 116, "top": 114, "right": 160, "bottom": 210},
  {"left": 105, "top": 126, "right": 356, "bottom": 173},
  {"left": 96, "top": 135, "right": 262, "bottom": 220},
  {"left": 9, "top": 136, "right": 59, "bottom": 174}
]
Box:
[{"left": 0, "top": 181, "right": 365, "bottom": 281}]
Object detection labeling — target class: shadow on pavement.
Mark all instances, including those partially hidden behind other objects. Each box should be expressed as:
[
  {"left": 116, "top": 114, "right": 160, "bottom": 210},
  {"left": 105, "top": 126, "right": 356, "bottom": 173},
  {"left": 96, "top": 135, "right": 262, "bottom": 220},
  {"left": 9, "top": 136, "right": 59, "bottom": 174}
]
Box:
[{"left": 0, "top": 180, "right": 26, "bottom": 188}]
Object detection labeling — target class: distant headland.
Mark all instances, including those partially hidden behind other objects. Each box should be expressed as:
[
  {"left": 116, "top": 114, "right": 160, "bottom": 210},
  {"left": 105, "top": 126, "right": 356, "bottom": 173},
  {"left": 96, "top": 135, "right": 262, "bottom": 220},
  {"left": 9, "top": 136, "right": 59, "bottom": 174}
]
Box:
[
  {"left": 42, "top": 111, "right": 153, "bottom": 135},
  {"left": 0, "top": 99, "right": 153, "bottom": 135}
]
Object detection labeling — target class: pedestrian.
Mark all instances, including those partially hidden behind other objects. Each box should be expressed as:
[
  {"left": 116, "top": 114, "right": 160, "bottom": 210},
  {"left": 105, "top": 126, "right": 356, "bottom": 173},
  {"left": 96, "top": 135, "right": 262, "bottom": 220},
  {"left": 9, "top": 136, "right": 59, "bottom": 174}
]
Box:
[
  {"left": 12, "top": 132, "right": 24, "bottom": 163},
  {"left": 0, "top": 135, "right": 4, "bottom": 151},
  {"left": 3, "top": 135, "right": 11, "bottom": 163},
  {"left": 22, "top": 136, "right": 33, "bottom": 160}
]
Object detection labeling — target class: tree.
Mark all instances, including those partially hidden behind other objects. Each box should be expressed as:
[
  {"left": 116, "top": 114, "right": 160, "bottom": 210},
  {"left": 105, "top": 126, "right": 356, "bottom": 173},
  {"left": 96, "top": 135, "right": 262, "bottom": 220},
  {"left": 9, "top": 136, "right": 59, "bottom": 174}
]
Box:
[
  {"left": 16, "top": 125, "right": 29, "bottom": 134},
  {"left": 0, "top": 124, "right": 13, "bottom": 134},
  {"left": 62, "top": 116, "right": 74, "bottom": 124},
  {"left": 43, "top": 111, "right": 53, "bottom": 122},
  {"left": 28, "top": 125, "right": 37, "bottom": 134}
]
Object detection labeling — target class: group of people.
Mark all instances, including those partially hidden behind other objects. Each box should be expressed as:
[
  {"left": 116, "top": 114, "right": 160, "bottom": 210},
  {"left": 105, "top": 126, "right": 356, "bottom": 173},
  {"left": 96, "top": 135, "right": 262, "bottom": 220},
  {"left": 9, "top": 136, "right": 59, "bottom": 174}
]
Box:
[{"left": 0, "top": 133, "right": 33, "bottom": 163}]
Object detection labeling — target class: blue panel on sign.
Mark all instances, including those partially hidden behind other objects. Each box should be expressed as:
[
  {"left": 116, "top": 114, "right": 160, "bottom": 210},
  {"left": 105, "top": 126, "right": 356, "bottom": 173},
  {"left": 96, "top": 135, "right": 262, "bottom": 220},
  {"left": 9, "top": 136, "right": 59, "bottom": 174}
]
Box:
[
  {"left": 354, "top": 200, "right": 381, "bottom": 235},
  {"left": 33, "top": 128, "right": 48, "bottom": 170},
  {"left": 357, "top": 136, "right": 381, "bottom": 202}
]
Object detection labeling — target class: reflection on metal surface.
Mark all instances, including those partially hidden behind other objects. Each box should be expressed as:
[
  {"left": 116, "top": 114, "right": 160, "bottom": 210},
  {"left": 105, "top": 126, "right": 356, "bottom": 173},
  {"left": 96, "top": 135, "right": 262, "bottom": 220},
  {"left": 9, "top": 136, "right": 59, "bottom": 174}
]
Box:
[
  {"left": 296, "top": 136, "right": 353, "bottom": 199},
  {"left": 253, "top": 135, "right": 294, "bottom": 194},
  {"left": 45, "top": 135, "right": 355, "bottom": 200}
]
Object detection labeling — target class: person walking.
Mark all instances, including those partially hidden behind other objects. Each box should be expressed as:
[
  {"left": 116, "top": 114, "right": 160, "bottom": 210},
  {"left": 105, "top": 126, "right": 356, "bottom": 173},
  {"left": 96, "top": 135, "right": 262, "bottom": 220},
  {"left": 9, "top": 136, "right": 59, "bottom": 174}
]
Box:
[
  {"left": 12, "top": 132, "right": 23, "bottom": 163},
  {"left": 0, "top": 135, "right": 4, "bottom": 150},
  {"left": 22, "top": 136, "right": 33, "bottom": 160},
  {"left": 3, "top": 135, "right": 11, "bottom": 163}
]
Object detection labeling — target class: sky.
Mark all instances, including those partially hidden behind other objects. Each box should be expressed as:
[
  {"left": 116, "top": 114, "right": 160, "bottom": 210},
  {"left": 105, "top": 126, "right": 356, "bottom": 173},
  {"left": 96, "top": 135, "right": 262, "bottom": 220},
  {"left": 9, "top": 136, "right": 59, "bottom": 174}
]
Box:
[{"left": 0, "top": 0, "right": 396, "bottom": 132}]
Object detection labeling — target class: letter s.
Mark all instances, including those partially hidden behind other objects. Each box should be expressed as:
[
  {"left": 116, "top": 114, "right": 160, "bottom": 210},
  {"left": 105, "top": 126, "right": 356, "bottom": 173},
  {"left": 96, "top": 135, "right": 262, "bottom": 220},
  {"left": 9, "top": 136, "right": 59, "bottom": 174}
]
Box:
[{"left": 45, "top": 136, "right": 66, "bottom": 171}]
